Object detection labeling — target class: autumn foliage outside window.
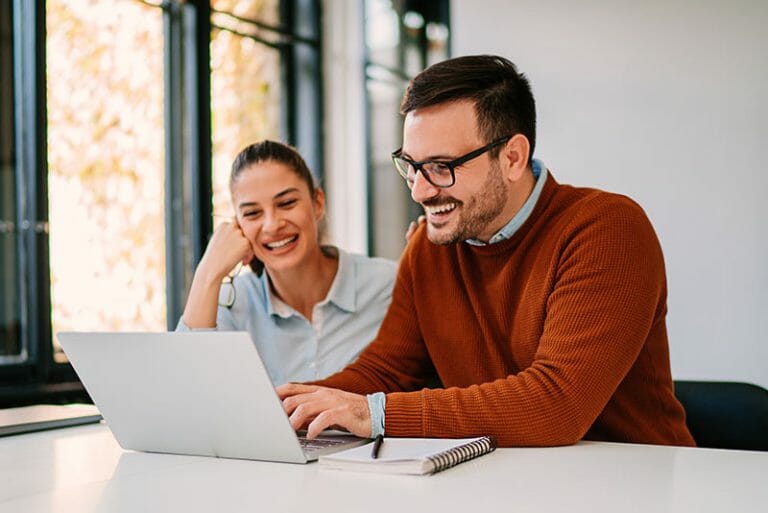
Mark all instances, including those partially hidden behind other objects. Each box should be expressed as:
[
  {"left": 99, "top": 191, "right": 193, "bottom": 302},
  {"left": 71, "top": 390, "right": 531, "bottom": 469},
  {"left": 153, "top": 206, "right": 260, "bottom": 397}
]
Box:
[{"left": 46, "top": 0, "right": 282, "bottom": 361}]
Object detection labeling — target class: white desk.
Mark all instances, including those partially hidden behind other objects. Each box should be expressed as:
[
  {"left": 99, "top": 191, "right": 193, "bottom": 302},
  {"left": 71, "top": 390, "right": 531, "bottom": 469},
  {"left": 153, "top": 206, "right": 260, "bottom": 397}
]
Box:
[{"left": 1, "top": 423, "right": 766, "bottom": 513}]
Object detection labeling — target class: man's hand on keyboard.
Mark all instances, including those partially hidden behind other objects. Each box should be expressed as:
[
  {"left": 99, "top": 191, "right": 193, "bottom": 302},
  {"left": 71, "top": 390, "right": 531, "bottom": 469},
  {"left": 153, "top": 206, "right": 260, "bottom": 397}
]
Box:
[{"left": 277, "top": 384, "right": 371, "bottom": 439}]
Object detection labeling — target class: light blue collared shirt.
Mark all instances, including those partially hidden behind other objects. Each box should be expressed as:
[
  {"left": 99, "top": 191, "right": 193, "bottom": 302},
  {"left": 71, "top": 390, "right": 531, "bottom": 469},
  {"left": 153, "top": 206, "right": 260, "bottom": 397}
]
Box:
[
  {"left": 177, "top": 247, "right": 397, "bottom": 386},
  {"left": 465, "top": 159, "right": 548, "bottom": 246},
  {"left": 368, "top": 159, "right": 550, "bottom": 438}
]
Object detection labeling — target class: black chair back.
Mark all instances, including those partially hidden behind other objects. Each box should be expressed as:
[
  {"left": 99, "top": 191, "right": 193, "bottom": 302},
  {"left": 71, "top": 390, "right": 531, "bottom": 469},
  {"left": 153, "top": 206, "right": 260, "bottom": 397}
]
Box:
[{"left": 674, "top": 380, "right": 768, "bottom": 451}]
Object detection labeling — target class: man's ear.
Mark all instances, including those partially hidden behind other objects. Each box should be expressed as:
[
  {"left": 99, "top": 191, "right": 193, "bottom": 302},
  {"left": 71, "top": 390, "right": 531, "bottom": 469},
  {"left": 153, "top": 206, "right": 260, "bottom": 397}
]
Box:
[{"left": 500, "top": 134, "right": 531, "bottom": 182}]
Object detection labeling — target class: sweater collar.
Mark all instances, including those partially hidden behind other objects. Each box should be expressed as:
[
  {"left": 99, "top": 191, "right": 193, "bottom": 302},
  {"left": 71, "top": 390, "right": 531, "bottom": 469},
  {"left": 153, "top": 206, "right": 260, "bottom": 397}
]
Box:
[
  {"left": 465, "top": 158, "right": 549, "bottom": 246},
  {"left": 463, "top": 169, "right": 559, "bottom": 255}
]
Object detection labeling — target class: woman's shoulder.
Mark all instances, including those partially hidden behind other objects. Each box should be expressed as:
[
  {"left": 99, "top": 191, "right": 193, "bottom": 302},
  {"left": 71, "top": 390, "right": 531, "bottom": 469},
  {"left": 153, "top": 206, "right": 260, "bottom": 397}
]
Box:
[
  {"left": 342, "top": 249, "right": 398, "bottom": 276},
  {"left": 331, "top": 251, "right": 393, "bottom": 310}
]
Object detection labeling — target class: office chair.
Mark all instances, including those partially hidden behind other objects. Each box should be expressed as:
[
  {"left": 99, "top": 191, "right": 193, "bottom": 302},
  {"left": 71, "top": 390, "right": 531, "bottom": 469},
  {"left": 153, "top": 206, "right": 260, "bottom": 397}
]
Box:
[{"left": 673, "top": 380, "right": 768, "bottom": 451}]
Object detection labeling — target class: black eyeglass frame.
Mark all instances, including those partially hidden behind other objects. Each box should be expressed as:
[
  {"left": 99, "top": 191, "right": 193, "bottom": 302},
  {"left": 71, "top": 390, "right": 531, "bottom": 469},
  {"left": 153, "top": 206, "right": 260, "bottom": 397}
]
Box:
[{"left": 391, "top": 135, "right": 512, "bottom": 188}]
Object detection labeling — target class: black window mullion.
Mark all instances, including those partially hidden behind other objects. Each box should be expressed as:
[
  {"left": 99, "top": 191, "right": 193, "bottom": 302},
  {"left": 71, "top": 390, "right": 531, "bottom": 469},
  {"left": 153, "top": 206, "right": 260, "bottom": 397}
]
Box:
[
  {"left": 0, "top": 0, "right": 22, "bottom": 368},
  {"left": 163, "top": 0, "right": 212, "bottom": 330},
  {"left": 12, "top": 0, "right": 50, "bottom": 381},
  {"left": 163, "top": 0, "right": 187, "bottom": 330},
  {"left": 290, "top": 0, "right": 323, "bottom": 181},
  {"left": 1, "top": 0, "right": 84, "bottom": 402},
  {"left": 186, "top": 1, "right": 212, "bottom": 270},
  {"left": 278, "top": 1, "right": 296, "bottom": 149}
]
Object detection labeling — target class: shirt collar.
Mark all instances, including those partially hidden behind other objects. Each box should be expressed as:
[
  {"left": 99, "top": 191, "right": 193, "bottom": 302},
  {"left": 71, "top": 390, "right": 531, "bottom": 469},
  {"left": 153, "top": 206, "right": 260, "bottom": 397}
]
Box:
[
  {"left": 262, "top": 272, "right": 292, "bottom": 319},
  {"left": 322, "top": 247, "right": 356, "bottom": 313},
  {"left": 263, "top": 246, "right": 356, "bottom": 318},
  {"left": 465, "top": 158, "right": 549, "bottom": 246}
]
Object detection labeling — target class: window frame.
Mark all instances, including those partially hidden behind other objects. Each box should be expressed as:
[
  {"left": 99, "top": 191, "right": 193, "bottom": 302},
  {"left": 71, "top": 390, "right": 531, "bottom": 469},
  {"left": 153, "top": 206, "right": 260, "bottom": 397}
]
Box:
[
  {"left": 0, "top": 0, "right": 322, "bottom": 407},
  {"left": 362, "top": 0, "right": 451, "bottom": 257}
]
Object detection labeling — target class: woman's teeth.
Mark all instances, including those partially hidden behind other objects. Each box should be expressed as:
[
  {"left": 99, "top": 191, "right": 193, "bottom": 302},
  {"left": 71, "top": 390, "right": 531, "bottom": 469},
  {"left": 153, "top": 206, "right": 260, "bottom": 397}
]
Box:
[{"left": 265, "top": 235, "right": 297, "bottom": 249}]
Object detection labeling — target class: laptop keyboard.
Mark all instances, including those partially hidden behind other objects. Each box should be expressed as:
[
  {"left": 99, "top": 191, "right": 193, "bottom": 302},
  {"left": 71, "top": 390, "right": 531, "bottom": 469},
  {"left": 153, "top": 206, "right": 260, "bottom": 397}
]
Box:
[{"left": 299, "top": 436, "right": 349, "bottom": 452}]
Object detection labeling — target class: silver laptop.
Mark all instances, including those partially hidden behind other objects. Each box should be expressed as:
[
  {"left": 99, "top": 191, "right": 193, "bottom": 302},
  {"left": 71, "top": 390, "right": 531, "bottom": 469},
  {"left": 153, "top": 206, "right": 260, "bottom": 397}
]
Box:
[{"left": 57, "top": 331, "right": 368, "bottom": 463}]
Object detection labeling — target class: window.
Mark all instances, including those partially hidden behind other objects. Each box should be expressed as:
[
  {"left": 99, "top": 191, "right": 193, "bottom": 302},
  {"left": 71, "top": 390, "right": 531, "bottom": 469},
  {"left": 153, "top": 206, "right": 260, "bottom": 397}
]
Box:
[
  {"left": 363, "top": 0, "right": 450, "bottom": 259},
  {"left": 210, "top": 0, "right": 283, "bottom": 217},
  {"left": 0, "top": 0, "right": 321, "bottom": 406},
  {"left": 0, "top": 0, "right": 20, "bottom": 364},
  {"left": 211, "top": 0, "right": 322, "bottom": 219},
  {"left": 46, "top": 0, "right": 167, "bottom": 361}
]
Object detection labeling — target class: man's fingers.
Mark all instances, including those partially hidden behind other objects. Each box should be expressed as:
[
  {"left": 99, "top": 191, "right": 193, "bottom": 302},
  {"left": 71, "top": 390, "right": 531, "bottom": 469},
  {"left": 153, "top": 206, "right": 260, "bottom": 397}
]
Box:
[
  {"left": 306, "top": 410, "right": 340, "bottom": 439},
  {"left": 277, "top": 387, "right": 373, "bottom": 438},
  {"left": 288, "top": 398, "right": 329, "bottom": 432},
  {"left": 282, "top": 392, "right": 320, "bottom": 416},
  {"left": 276, "top": 383, "right": 320, "bottom": 399}
]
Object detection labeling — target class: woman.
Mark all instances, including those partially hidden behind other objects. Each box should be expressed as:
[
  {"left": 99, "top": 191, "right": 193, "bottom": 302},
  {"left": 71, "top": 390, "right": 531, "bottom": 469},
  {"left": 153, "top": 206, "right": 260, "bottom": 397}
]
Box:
[{"left": 178, "top": 140, "right": 396, "bottom": 386}]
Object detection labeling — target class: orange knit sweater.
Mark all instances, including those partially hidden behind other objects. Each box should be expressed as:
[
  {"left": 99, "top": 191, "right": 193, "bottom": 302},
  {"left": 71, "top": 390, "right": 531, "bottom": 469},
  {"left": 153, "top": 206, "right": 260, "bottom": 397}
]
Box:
[{"left": 318, "top": 173, "right": 695, "bottom": 447}]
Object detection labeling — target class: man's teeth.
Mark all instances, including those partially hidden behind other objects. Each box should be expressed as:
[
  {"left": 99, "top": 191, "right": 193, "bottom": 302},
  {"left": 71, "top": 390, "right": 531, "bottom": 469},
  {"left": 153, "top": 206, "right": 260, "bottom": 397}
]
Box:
[
  {"left": 266, "top": 236, "right": 297, "bottom": 249},
  {"left": 425, "top": 202, "right": 457, "bottom": 215}
]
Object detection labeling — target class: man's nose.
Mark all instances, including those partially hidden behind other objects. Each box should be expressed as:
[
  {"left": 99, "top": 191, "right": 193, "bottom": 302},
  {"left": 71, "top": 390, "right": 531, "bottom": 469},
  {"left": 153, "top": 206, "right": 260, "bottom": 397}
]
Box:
[{"left": 410, "top": 171, "right": 440, "bottom": 204}]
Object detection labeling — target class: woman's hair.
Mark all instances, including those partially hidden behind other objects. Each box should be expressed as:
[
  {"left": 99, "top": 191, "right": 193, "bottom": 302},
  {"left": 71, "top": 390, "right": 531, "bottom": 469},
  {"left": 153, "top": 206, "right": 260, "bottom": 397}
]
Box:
[
  {"left": 230, "top": 140, "right": 320, "bottom": 276},
  {"left": 231, "top": 139, "right": 317, "bottom": 195}
]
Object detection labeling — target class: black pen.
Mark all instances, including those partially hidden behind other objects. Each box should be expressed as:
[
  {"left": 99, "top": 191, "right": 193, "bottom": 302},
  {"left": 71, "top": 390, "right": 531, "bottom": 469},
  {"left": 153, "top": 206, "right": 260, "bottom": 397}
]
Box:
[{"left": 371, "top": 434, "right": 384, "bottom": 459}]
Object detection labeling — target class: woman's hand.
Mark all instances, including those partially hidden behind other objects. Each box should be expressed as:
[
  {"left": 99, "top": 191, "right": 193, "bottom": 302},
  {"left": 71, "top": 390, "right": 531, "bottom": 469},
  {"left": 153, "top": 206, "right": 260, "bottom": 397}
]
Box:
[
  {"left": 198, "top": 219, "right": 254, "bottom": 281},
  {"left": 405, "top": 214, "right": 426, "bottom": 242},
  {"left": 181, "top": 219, "right": 253, "bottom": 328}
]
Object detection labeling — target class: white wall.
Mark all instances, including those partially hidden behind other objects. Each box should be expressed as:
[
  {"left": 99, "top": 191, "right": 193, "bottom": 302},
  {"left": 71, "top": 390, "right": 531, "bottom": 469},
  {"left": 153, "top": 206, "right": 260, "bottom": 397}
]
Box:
[{"left": 453, "top": 0, "right": 768, "bottom": 388}]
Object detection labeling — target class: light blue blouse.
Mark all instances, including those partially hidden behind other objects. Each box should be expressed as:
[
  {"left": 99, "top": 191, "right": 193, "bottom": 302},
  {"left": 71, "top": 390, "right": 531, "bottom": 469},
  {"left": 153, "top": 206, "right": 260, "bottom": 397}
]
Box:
[{"left": 177, "top": 248, "right": 397, "bottom": 386}]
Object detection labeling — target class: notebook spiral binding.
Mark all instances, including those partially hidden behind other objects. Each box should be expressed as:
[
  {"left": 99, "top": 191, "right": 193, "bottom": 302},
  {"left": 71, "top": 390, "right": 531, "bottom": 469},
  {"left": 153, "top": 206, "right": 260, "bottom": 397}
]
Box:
[{"left": 425, "top": 436, "right": 497, "bottom": 474}]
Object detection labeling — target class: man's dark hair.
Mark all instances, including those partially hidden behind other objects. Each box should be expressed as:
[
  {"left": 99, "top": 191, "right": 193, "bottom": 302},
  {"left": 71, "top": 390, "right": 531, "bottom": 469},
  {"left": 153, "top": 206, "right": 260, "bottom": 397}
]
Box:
[{"left": 400, "top": 55, "right": 536, "bottom": 162}]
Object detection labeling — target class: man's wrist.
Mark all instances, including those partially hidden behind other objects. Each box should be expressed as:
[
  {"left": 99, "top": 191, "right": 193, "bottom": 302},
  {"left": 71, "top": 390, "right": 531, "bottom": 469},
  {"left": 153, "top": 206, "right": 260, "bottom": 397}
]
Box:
[{"left": 366, "top": 392, "right": 386, "bottom": 438}]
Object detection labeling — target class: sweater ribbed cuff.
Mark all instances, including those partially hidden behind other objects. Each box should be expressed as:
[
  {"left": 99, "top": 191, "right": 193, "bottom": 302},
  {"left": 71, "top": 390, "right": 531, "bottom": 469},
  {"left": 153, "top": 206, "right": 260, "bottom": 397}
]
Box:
[{"left": 383, "top": 391, "right": 425, "bottom": 437}]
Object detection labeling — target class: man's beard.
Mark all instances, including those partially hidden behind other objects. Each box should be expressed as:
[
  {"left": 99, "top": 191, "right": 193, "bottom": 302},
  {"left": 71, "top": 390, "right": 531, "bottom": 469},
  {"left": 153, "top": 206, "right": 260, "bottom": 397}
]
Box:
[{"left": 424, "top": 161, "right": 509, "bottom": 245}]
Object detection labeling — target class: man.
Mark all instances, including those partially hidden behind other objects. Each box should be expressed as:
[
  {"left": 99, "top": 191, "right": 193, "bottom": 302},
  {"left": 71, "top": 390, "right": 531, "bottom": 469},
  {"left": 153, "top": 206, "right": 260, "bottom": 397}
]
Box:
[{"left": 278, "top": 55, "right": 695, "bottom": 447}]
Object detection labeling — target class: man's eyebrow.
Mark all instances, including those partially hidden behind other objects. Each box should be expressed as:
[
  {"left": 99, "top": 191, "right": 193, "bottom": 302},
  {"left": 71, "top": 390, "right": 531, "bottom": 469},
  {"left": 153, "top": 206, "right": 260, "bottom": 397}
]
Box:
[
  {"left": 238, "top": 188, "right": 300, "bottom": 209},
  {"left": 401, "top": 150, "right": 455, "bottom": 161}
]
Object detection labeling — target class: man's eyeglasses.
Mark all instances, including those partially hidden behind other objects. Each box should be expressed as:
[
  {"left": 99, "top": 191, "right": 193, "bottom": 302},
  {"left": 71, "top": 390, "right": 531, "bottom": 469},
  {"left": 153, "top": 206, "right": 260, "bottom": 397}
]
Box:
[{"left": 391, "top": 135, "right": 511, "bottom": 188}]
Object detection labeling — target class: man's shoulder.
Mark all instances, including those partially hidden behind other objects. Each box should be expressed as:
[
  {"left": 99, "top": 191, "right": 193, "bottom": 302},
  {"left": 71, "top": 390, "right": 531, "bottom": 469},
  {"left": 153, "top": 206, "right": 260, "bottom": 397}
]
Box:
[
  {"left": 551, "top": 182, "right": 650, "bottom": 228},
  {"left": 549, "top": 184, "right": 661, "bottom": 261}
]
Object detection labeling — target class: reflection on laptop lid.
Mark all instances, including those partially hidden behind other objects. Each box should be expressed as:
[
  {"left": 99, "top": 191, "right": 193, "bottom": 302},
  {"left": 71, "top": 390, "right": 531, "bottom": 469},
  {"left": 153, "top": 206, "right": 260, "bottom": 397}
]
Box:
[{"left": 57, "top": 331, "right": 368, "bottom": 463}]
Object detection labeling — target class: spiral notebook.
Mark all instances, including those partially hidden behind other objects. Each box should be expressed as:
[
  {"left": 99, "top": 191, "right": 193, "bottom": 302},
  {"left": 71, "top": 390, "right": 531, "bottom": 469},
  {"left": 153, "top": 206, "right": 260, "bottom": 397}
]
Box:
[{"left": 318, "top": 436, "right": 496, "bottom": 475}]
